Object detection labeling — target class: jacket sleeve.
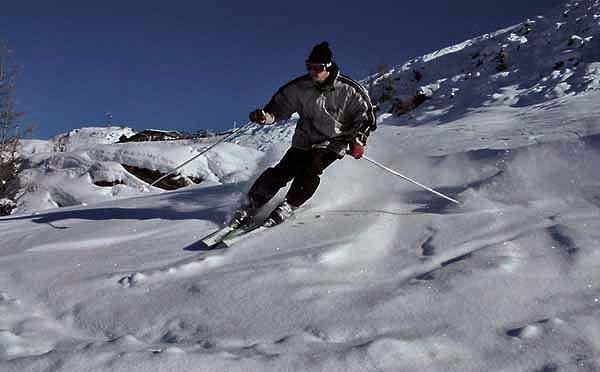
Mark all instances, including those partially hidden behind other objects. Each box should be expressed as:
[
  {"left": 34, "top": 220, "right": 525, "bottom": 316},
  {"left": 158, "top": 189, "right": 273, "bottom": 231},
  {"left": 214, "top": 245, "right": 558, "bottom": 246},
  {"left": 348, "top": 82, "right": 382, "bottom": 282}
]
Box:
[
  {"left": 346, "top": 88, "right": 376, "bottom": 136},
  {"left": 264, "top": 82, "right": 298, "bottom": 123}
]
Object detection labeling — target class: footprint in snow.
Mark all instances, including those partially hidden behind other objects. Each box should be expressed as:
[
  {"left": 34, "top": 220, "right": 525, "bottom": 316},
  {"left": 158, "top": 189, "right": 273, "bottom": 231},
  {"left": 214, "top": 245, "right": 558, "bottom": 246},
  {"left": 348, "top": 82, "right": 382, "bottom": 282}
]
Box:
[
  {"left": 504, "top": 318, "right": 559, "bottom": 339},
  {"left": 546, "top": 224, "right": 579, "bottom": 261}
]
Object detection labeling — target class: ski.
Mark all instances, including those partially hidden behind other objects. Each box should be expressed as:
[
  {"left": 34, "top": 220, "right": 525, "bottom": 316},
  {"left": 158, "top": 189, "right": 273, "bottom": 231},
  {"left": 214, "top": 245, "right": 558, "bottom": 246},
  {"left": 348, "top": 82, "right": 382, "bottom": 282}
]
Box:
[
  {"left": 200, "top": 208, "right": 290, "bottom": 248},
  {"left": 200, "top": 219, "right": 268, "bottom": 248},
  {"left": 200, "top": 225, "right": 237, "bottom": 247},
  {"left": 220, "top": 222, "right": 268, "bottom": 247}
]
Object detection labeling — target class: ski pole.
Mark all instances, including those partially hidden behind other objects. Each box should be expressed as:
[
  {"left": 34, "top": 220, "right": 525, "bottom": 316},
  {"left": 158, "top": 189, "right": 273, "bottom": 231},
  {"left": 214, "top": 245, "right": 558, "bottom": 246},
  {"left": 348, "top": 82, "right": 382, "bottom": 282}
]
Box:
[
  {"left": 362, "top": 155, "right": 461, "bottom": 205},
  {"left": 149, "top": 122, "right": 252, "bottom": 188}
]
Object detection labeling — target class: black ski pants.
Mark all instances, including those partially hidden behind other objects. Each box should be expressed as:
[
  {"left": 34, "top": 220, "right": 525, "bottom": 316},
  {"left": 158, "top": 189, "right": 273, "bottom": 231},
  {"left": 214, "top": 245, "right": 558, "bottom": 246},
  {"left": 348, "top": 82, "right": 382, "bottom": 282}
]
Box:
[{"left": 248, "top": 147, "right": 339, "bottom": 208}]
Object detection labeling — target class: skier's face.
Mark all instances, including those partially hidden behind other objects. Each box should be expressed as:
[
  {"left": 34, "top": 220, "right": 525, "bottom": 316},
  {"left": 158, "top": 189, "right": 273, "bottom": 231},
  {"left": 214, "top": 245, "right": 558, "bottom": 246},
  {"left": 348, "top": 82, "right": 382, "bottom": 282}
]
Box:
[
  {"left": 308, "top": 69, "right": 329, "bottom": 83},
  {"left": 307, "top": 64, "right": 330, "bottom": 82}
]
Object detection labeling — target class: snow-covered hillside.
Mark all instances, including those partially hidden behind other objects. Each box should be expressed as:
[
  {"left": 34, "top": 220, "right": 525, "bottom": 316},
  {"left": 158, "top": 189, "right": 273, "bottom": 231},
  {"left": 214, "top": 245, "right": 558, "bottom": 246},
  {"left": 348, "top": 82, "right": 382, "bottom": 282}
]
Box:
[
  {"left": 14, "top": 126, "right": 267, "bottom": 214},
  {"left": 371, "top": 0, "right": 600, "bottom": 132},
  {"left": 2, "top": 1, "right": 600, "bottom": 371}
]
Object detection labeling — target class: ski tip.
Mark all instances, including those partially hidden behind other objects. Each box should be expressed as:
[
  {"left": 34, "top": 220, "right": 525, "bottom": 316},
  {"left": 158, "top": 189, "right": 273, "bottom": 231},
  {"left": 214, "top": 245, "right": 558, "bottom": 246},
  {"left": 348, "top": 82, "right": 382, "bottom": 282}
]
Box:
[
  {"left": 199, "top": 226, "right": 235, "bottom": 247},
  {"left": 183, "top": 240, "right": 214, "bottom": 251}
]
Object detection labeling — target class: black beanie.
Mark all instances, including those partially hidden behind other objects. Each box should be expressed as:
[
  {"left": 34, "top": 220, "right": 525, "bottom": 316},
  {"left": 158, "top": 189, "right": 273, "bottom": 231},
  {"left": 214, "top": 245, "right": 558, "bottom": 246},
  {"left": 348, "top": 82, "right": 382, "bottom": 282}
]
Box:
[{"left": 306, "top": 42, "right": 333, "bottom": 64}]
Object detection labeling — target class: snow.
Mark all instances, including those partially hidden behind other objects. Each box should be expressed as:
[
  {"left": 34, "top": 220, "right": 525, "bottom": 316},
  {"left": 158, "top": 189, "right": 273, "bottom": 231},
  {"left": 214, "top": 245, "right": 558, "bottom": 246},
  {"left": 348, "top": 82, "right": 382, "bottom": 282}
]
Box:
[
  {"left": 2, "top": 1, "right": 600, "bottom": 370},
  {"left": 48, "top": 126, "right": 137, "bottom": 152},
  {"left": 13, "top": 134, "right": 263, "bottom": 214}
]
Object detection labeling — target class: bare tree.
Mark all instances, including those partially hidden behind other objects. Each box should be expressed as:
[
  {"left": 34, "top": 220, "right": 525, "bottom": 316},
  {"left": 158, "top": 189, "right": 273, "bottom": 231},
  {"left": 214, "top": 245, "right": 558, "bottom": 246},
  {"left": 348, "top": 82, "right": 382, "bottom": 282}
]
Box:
[{"left": 0, "top": 45, "right": 26, "bottom": 215}]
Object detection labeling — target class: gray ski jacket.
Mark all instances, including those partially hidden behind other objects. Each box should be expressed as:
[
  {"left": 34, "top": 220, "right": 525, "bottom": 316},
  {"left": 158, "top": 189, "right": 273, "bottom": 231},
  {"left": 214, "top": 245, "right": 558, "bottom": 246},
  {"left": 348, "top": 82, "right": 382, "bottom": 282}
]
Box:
[{"left": 263, "top": 64, "right": 376, "bottom": 156}]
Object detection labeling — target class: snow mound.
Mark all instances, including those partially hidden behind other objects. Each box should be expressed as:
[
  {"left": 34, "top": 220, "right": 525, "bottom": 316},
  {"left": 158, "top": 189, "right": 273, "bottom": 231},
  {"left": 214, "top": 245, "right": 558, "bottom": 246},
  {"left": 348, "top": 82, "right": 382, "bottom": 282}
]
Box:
[
  {"left": 12, "top": 136, "right": 266, "bottom": 215},
  {"left": 48, "top": 126, "right": 137, "bottom": 152}
]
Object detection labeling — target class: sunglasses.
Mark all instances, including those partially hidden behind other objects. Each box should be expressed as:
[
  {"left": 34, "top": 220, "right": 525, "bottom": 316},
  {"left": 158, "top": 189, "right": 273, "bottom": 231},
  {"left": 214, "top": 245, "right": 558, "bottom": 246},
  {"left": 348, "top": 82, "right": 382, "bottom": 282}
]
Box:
[{"left": 306, "top": 62, "right": 331, "bottom": 72}]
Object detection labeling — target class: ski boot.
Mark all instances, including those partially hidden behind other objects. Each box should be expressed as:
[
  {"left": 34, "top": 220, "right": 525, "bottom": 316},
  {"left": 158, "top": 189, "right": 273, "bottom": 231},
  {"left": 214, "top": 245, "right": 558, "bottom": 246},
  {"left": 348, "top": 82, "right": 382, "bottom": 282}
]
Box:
[
  {"left": 228, "top": 208, "right": 253, "bottom": 229},
  {"left": 263, "top": 200, "right": 296, "bottom": 227},
  {"left": 227, "top": 197, "right": 260, "bottom": 229}
]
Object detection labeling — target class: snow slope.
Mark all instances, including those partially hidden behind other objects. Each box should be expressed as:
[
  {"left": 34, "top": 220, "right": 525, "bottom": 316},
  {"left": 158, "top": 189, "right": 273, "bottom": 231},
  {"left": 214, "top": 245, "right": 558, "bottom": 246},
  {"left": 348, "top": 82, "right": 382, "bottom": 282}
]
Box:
[{"left": 2, "top": 1, "right": 600, "bottom": 371}]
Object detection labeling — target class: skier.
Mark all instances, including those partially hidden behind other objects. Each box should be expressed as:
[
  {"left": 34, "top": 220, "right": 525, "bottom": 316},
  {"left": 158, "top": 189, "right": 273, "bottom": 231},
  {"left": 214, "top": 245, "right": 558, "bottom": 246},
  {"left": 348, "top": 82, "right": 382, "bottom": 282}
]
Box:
[{"left": 231, "top": 41, "right": 376, "bottom": 227}]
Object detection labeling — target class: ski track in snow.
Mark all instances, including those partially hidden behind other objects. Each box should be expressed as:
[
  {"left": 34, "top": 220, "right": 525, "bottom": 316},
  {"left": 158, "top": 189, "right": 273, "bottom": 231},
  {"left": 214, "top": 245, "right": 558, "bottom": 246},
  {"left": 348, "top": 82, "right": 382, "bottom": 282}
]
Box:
[
  {"left": 27, "top": 231, "right": 166, "bottom": 253},
  {"left": 59, "top": 191, "right": 596, "bottom": 371},
  {"left": 4, "top": 137, "right": 600, "bottom": 371}
]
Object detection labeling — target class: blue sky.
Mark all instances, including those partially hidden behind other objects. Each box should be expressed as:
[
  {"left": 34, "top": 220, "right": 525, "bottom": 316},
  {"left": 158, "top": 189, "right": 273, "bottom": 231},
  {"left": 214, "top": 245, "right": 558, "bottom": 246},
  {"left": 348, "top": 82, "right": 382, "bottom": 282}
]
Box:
[{"left": 2, "top": 0, "right": 564, "bottom": 139}]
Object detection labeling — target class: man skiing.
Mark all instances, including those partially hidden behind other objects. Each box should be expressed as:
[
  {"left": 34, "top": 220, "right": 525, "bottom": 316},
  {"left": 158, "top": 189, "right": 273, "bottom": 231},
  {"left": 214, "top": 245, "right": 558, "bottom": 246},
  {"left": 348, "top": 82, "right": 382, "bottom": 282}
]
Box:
[{"left": 231, "top": 41, "right": 376, "bottom": 227}]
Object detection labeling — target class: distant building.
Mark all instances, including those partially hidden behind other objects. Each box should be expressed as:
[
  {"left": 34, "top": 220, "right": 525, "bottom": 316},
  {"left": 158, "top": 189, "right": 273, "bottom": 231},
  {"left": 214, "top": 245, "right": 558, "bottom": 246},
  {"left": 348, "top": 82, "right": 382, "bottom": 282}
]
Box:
[{"left": 118, "top": 129, "right": 185, "bottom": 143}]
